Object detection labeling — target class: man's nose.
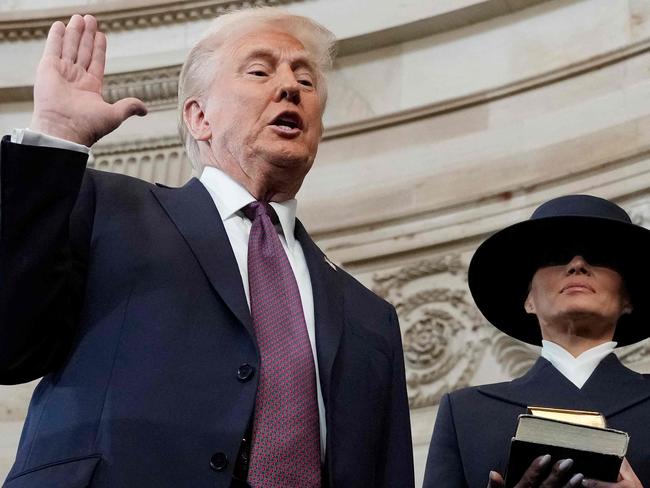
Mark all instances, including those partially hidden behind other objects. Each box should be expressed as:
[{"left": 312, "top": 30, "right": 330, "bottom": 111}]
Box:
[
  {"left": 279, "top": 86, "right": 300, "bottom": 104},
  {"left": 274, "top": 67, "right": 301, "bottom": 104},
  {"left": 566, "top": 255, "right": 591, "bottom": 275}
]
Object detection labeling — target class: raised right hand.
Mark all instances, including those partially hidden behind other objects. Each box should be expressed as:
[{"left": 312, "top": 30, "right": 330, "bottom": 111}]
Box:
[{"left": 31, "top": 14, "right": 147, "bottom": 147}]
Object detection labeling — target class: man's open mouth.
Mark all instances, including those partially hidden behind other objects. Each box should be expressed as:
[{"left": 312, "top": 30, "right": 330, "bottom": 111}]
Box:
[{"left": 270, "top": 112, "right": 304, "bottom": 131}]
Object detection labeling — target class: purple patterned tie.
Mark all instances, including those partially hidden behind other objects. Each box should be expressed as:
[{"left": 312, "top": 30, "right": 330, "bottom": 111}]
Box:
[{"left": 243, "top": 202, "right": 321, "bottom": 488}]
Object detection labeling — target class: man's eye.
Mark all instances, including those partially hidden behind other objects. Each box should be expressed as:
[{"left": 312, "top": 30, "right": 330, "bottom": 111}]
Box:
[
  {"left": 298, "top": 79, "right": 313, "bottom": 87},
  {"left": 249, "top": 70, "right": 268, "bottom": 77}
]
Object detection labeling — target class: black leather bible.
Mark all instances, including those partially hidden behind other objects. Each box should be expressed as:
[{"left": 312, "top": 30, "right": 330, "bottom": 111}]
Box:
[{"left": 504, "top": 414, "right": 628, "bottom": 487}]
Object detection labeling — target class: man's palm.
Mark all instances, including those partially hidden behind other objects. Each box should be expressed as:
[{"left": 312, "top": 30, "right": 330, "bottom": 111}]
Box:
[{"left": 31, "top": 15, "right": 146, "bottom": 147}]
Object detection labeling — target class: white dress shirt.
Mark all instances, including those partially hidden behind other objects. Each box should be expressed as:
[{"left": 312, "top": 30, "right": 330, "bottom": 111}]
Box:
[
  {"left": 199, "top": 166, "right": 326, "bottom": 457},
  {"left": 9, "top": 130, "right": 327, "bottom": 457},
  {"left": 11, "top": 128, "right": 91, "bottom": 154},
  {"left": 541, "top": 340, "right": 617, "bottom": 389}
]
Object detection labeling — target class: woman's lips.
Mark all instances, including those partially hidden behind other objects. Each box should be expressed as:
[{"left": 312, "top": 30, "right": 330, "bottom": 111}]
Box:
[{"left": 561, "top": 282, "right": 595, "bottom": 293}]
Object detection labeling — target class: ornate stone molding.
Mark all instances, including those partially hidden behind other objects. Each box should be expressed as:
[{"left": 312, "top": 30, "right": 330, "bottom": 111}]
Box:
[
  {"left": 91, "top": 136, "right": 191, "bottom": 186},
  {"left": 372, "top": 254, "right": 466, "bottom": 299},
  {"left": 92, "top": 135, "right": 181, "bottom": 155},
  {"left": 491, "top": 334, "right": 538, "bottom": 379},
  {"left": 0, "top": 0, "right": 297, "bottom": 41},
  {"left": 0, "top": 0, "right": 552, "bottom": 44},
  {"left": 103, "top": 66, "right": 180, "bottom": 109},
  {"left": 373, "top": 254, "right": 495, "bottom": 409}
]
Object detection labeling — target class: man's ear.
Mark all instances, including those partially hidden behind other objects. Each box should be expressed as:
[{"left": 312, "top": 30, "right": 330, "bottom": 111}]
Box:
[
  {"left": 524, "top": 292, "right": 536, "bottom": 315},
  {"left": 620, "top": 284, "right": 633, "bottom": 315},
  {"left": 621, "top": 301, "right": 633, "bottom": 315},
  {"left": 183, "top": 98, "right": 211, "bottom": 142}
]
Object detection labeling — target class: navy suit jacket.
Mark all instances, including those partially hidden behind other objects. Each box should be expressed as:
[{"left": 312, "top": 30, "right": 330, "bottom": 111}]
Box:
[
  {"left": 0, "top": 140, "right": 414, "bottom": 488},
  {"left": 423, "top": 354, "right": 650, "bottom": 487}
]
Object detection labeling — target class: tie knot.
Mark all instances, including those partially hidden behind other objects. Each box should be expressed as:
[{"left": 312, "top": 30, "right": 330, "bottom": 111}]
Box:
[{"left": 242, "top": 201, "right": 280, "bottom": 224}]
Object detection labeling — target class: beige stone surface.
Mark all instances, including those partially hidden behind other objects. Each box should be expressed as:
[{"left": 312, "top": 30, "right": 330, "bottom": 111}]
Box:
[
  {"left": 0, "top": 382, "right": 38, "bottom": 477},
  {"left": 0, "top": 421, "right": 23, "bottom": 478}
]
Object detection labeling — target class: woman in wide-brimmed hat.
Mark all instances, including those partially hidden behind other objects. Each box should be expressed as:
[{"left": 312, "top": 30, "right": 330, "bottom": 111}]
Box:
[{"left": 423, "top": 195, "right": 650, "bottom": 488}]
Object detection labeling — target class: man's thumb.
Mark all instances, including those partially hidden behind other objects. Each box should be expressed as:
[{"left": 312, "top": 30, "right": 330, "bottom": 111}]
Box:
[{"left": 112, "top": 97, "right": 148, "bottom": 123}]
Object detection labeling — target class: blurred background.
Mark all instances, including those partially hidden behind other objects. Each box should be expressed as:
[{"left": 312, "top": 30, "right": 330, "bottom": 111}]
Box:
[{"left": 2, "top": 0, "right": 650, "bottom": 485}]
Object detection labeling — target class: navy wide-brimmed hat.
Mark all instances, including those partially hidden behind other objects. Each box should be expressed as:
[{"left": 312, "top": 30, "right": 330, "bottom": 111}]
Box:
[{"left": 468, "top": 194, "right": 650, "bottom": 346}]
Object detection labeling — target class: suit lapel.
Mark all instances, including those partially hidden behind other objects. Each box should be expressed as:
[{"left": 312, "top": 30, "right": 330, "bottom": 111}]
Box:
[
  {"left": 478, "top": 354, "right": 650, "bottom": 417},
  {"left": 580, "top": 354, "right": 650, "bottom": 417},
  {"left": 150, "top": 178, "right": 253, "bottom": 335},
  {"left": 149, "top": 186, "right": 348, "bottom": 404},
  {"left": 295, "top": 220, "right": 344, "bottom": 407},
  {"left": 478, "top": 357, "right": 588, "bottom": 410}
]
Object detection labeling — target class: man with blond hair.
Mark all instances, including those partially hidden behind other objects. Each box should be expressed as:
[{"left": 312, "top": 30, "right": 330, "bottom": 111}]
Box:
[{"left": 0, "top": 9, "right": 413, "bottom": 488}]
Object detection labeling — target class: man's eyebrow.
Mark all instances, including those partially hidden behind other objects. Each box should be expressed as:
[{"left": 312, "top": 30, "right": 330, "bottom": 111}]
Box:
[
  {"left": 240, "top": 48, "right": 317, "bottom": 72},
  {"left": 240, "top": 49, "right": 276, "bottom": 65}
]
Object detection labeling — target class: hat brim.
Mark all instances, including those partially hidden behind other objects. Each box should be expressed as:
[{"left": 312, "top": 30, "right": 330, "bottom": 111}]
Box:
[{"left": 468, "top": 215, "right": 650, "bottom": 346}]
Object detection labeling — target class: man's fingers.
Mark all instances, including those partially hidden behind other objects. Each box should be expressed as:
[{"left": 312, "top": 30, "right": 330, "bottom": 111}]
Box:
[
  {"left": 61, "top": 14, "right": 84, "bottom": 62},
  {"left": 43, "top": 21, "right": 65, "bottom": 59},
  {"left": 76, "top": 15, "right": 97, "bottom": 69},
  {"left": 88, "top": 31, "right": 107, "bottom": 81}
]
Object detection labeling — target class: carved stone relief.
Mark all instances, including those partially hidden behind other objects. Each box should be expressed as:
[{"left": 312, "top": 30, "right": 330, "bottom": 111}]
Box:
[
  {"left": 371, "top": 253, "right": 518, "bottom": 408},
  {"left": 490, "top": 333, "right": 538, "bottom": 379}
]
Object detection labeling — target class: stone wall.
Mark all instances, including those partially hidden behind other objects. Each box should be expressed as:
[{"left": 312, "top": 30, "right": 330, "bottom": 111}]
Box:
[{"left": 2, "top": 0, "right": 650, "bottom": 485}]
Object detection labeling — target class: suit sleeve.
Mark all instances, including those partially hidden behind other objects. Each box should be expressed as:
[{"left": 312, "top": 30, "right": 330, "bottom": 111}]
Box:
[
  {"left": 423, "top": 392, "right": 469, "bottom": 488},
  {"left": 377, "top": 307, "right": 415, "bottom": 488},
  {"left": 0, "top": 138, "right": 92, "bottom": 384}
]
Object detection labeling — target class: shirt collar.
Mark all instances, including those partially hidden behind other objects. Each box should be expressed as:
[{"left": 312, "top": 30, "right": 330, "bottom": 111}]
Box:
[
  {"left": 541, "top": 340, "right": 617, "bottom": 388},
  {"left": 268, "top": 199, "right": 298, "bottom": 249},
  {"left": 542, "top": 340, "right": 617, "bottom": 363},
  {"left": 199, "top": 166, "right": 298, "bottom": 249}
]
